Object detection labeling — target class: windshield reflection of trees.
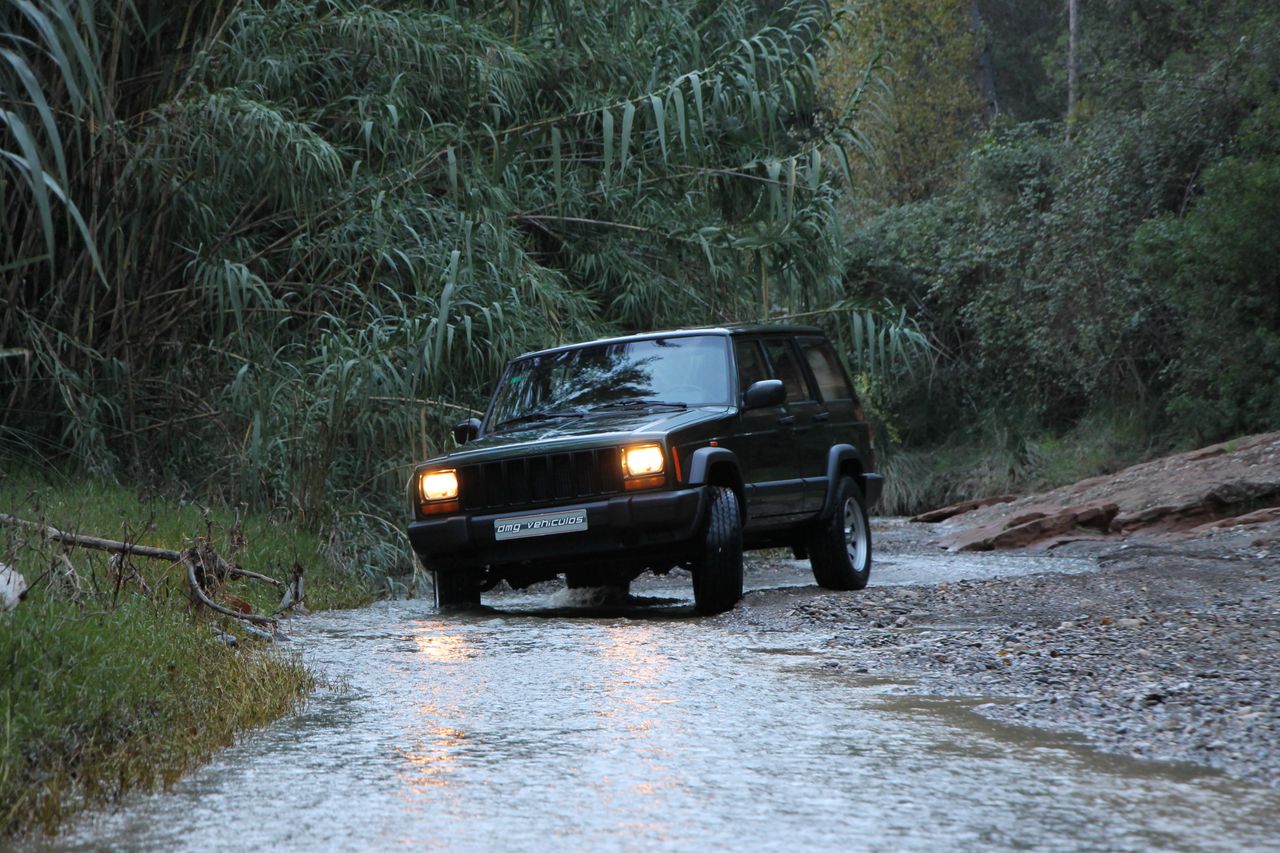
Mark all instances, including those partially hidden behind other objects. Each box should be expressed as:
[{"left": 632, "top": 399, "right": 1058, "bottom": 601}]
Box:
[
  {"left": 496, "top": 339, "right": 716, "bottom": 426},
  {"left": 529, "top": 348, "right": 660, "bottom": 414}
]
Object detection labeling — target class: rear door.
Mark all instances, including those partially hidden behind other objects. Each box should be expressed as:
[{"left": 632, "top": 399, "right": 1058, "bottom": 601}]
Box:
[{"left": 797, "top": 336, "right": 867, "bottom": 503}]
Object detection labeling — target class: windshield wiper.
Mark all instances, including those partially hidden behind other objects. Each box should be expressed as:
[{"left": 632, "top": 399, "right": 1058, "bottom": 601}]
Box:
[
  {"left": 589, "top": 399, "right": 688, "bottom": 411},
  {"left": 493, "top": 410, "right": 584, "bottom": 430}
]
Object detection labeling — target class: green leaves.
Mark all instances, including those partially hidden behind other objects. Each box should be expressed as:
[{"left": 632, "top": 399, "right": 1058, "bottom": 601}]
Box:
[
  {"left": 620, "top": 100, "right": 636, "bottom": 173},
  {"left": 649, "top": 94, "right": 667, "bottom": 162},
  {"left": 2, "top": 0, "right": 873, "bottom": 523},
  {"left": 602, "top": 107, "right": 614, "bottom": 179}
]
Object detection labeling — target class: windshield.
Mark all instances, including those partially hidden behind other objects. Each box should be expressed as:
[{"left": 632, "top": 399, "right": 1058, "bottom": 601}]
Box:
[{"left": 487, "top": 335, "right": 731, "bottom": 430}]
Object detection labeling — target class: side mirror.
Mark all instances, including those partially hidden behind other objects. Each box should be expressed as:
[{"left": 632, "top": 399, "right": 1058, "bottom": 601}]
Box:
[
  {"left": 452, "top": 418, "right": 482, "bottom": 445},
  {"left": 742, "top": 379, "right": 785, "bottom": 409}
]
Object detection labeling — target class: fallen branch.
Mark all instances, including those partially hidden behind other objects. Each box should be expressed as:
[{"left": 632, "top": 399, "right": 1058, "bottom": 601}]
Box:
[
  {"left": 218, "top": 559, "right": 284, "bottom": 588},
  {"left": 183, "top": 549, "right": 277, "bottom": 627},
  {"left": 1, "top": 512, "right": 181, "bottom": 561},
  {"left": 0, "top": 512, "right": 283, "bottom": 586}
]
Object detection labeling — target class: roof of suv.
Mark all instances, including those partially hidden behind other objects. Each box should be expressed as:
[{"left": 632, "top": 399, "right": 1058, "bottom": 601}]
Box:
[{"left": 516, "top": 324, "right": 826, "bottom": 360}]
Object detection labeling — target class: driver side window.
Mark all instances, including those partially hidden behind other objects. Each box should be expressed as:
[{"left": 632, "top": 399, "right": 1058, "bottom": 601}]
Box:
[{"left": 734, "top": 340, "right": 768, "bottom": 395}]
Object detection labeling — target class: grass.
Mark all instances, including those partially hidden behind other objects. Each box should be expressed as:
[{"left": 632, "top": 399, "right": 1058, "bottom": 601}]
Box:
[
  {"left": 878, "top": 407, "right": 1160, "bottom": 516},
  {"left": 0, "top": 470, "right": 377, "bottom": 837}
]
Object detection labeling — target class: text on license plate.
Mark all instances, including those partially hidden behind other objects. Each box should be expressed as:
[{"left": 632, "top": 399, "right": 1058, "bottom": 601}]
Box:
[{"left": 493, "top": 508, "right": 588, "bottom": 541}]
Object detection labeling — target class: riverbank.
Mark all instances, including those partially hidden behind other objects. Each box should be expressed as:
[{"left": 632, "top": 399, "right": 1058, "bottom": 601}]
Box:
[
  {"left": 761, "top": 519, "right": 1279, "bottom": 788},
  {"left": 0, "top": 472, "right": 376, "bottom": 836}
]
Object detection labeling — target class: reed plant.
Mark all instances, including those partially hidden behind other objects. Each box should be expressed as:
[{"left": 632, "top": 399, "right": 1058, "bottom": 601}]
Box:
[{"left": 1, "top": 0, "right": 924, "bottom": 551}]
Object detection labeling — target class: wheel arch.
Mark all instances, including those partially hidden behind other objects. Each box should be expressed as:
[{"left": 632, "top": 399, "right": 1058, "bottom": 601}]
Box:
[
  {"left": 686, "top": 446, "right": 747, "bottom": 523},
  {"left": 820, "top": 444, "right": 883, "bottom": 518}
]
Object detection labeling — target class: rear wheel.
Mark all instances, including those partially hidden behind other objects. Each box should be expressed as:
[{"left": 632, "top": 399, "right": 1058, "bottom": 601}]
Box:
[
  {"left": 432, "top": 570, "right": 481, "bottom": 609},
  {"left": 692, "top": 486, "right": 744, "bottom": 614},
  {"left": 807, "top": 476, "right": 872, "bottom": 590}
]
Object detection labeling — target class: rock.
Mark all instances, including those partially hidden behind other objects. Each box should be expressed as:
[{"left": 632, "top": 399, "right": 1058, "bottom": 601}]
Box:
[
  {"left": 935, "top": 502, "right": 1119, "bottom": 551},
  {"left": 243, "top": 624, "right": 275, "bottom": 642},
  {"left": 1, "top": 563, "right": 27, "bottom": 611},
  {"left": 212, "top": 631, "right": 239, "bottom": 647},
  {"left": 1193, "top": 505, "right": 1280, "bottom": 532},
  {"left": 1114, "top": 481, "right": 1280, "bottom": 533},
  {"left": 910, "top": 495, "right": 1019, "bottom": 524}
]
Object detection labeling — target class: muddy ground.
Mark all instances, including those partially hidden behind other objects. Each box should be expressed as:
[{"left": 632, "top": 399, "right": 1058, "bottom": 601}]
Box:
[{"left": 733, "top": 519, "right": 1280, "bottom": 789}]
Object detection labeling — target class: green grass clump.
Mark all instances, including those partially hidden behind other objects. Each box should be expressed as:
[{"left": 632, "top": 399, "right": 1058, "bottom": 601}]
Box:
[
  {"left": 0, "top": 471, "right": 376, "bottom": 837},
  {"left": 0, "top": 472, "right": 375, "bottom": 611},
  {"left": 0, "top": 592, "right": 312, "bottom": 834}
]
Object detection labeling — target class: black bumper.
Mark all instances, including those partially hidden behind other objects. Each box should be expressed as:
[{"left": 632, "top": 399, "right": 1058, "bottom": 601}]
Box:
[{"left": 408, "top": 487, "right": 708, "bottom": 572}]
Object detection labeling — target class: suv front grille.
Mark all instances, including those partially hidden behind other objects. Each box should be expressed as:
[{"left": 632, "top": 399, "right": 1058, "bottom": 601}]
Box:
[{"left": 458, "top": 448, "right": 624, "bottom": 513}]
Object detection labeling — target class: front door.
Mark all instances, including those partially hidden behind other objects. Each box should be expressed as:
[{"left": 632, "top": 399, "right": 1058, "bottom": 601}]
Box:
[
  {"left": 761, "top": 338, "right": 825, "bottom": 516},
  {"left": 725, "top": 338, "right": 800, "bottom": 519}
]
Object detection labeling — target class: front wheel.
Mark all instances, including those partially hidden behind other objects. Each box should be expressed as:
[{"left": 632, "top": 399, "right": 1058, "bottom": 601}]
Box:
[
  {"left": 431, "top": 570, "right": 481, "bottom": 610},
  {"left": 807, "top": 476, "right": 872, "bottom": 590},
  {"left": 692, "top": 486, "right": 744, "bottom": 615}
]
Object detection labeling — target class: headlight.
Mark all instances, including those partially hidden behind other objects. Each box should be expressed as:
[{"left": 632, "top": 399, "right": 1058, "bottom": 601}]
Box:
[
  {"left": 621, "top": 444, "right": 665, "bottom": 479},
  {"left": 419, "top": 469, "right": 459, "bottom": 501}
]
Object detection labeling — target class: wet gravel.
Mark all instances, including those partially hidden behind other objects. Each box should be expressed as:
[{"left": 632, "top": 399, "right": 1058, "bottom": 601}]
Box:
[{"left": 780, "top": 529, "right": 1280, "bottom": 788}]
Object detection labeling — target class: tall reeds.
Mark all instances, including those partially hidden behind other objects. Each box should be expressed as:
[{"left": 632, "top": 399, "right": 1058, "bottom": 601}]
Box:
[{"left": 1, "top": 0, "right": 912, "bottom": 536}]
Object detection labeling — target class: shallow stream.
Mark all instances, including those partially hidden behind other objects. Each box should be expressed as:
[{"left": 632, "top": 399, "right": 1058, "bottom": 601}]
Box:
[{"left": 58, "top": 554, "right": 1280, "bottom": 851}]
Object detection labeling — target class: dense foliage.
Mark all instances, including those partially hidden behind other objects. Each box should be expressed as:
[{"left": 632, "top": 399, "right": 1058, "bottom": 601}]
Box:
[
  {"left": 2, "top": 0, "right": 894, "bottom": 540},
  {"left": 842, "top": 0, "right": 1280, "bottom": 463},
  {"left": 4, "top": 0, "right": 1278, "bottom": 524}
]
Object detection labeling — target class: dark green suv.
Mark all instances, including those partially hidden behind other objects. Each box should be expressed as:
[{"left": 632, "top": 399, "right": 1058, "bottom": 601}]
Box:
[{"left": 406, "top": 325, "right": 882, "bottom": 613}]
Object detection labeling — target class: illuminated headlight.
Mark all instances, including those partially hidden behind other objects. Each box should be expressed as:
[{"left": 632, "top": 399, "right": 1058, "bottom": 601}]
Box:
[
  {"left": 419, "top": 469, "right": 459, "bottom": 502},
  {"left": 621, "top": 444, "right": 665, "bottom": 479}
]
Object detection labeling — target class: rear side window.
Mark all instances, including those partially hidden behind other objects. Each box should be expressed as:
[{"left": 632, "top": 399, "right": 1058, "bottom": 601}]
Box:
[
  {"left": 800, "top": 338, "right": 854, "bottom": 402},
  {"left": 734, "top": 340, "right": 768, "bottom": 395},
  {"left": 763, "top": 339, "right": 813, "bottom": 402}
]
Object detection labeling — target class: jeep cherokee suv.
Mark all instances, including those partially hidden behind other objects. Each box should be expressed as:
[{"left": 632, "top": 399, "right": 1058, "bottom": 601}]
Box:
[{"left": 406, "top": 325, "right": 883, "bottom": 614}]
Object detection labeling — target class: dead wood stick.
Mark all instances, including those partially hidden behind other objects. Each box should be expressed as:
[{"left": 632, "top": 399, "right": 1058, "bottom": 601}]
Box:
[
  {"left": 183, "top": 550, "right": 277, "bottom": 627},
  {"left": 223, "top": 564, "right": 284, "bottom": 587},
  {"left": 0, "top": 512, "right": 283, "bottom": 586},
  {"left": 1, "top": 512, "right": 181, "bottom": 561}
]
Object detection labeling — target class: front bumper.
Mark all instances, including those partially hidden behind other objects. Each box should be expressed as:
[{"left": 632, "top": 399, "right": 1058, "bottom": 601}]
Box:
[{"left": 408, "top": 487, "right": 708, "bottom": 572}]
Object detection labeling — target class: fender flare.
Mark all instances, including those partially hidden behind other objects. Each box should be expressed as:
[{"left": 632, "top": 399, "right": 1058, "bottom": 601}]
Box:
[
  {"left": 685, "top": 446, "right": 741, "bottom": 487},
  {"left": 685, "top": 446, "right": 746, "bottom": 522},
  {"left": 820, "top": 444, "right": 882, "bottom": 518}
]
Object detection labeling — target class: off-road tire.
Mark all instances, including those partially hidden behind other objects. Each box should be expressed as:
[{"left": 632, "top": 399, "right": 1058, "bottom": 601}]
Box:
[
  {"left": 808, "top": 476, "right": 872, "bottom": 591},
  {"left": 432, "top": 570, "right": 481, "bottom": 609},
  {"left": 692, "top": 486, "right": 744, "bottom": 614}
]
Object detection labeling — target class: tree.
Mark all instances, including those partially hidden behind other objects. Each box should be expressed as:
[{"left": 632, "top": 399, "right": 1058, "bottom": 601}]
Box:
[{"left": 822, "top": 0, "right": 984, "bottom": 202}]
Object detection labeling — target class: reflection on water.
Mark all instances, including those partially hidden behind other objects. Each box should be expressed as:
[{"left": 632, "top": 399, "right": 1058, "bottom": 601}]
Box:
[{"left": 56, "top": 585, "right": 1280, "bottom": 853}]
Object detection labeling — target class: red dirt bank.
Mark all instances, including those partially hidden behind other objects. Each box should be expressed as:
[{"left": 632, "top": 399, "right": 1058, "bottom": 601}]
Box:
[{"left": 915, "top": 432, "right": 1280, "bottom": 553}]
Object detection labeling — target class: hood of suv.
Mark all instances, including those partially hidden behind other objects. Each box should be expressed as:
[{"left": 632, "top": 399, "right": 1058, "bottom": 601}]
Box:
[{"left": 441, "top": 406, "right": 730, "bottom": 462}]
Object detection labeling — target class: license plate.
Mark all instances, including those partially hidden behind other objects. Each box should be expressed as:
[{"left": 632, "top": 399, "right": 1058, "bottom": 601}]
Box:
[{"left": 493, "top": 508, "right": 588, "bottom": 541}]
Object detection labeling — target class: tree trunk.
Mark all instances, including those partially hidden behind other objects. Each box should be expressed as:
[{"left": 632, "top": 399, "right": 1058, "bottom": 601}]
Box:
[
  {"left": 1067, "top": 0, "right": 1080, "bottom": 134},
  {"left": 970, "top": 2, "right": 999, "bottom": 121}
]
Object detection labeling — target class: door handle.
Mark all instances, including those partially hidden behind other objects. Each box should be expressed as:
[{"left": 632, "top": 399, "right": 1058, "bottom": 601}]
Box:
[
  {"left": 812, "top": 411, "right": 831, "bottom": 423},
  {"left": 777, "top": 415, "right": 797, "bottom": 427}
]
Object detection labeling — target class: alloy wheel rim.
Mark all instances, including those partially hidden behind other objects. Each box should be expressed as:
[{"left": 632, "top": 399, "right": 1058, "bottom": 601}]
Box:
[{"left": 842, "top": 497, "right": 868, "bottom": 570}]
